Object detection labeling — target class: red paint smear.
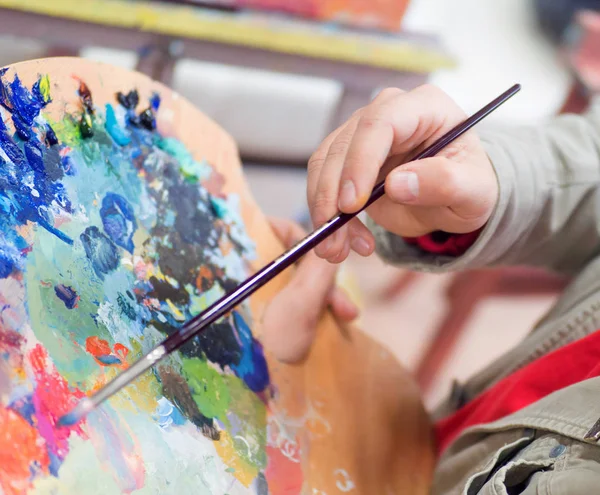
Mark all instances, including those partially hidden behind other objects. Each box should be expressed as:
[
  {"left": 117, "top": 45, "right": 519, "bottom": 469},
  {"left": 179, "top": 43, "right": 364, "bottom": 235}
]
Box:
[
  {"left": 265, "top": 446, "right": 304, "bottom": 495},
  {"left": 86, "top": 336, "right": 112, "bottom": 356},
  {"left": 0, "top": 406, "right": 49, "bottom": 495},
  {"left": 28, "top": 345, "right": 87, "bottom": 458}
]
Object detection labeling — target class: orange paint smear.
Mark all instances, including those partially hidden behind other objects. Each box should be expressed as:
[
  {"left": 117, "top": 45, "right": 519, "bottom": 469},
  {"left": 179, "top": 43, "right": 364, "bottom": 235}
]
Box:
[
  {"left": 85, "top": 336, "right": 130, "bottom": 369},
  {"left": 0, "top": 407, "right": 49, "bottom": 495}
]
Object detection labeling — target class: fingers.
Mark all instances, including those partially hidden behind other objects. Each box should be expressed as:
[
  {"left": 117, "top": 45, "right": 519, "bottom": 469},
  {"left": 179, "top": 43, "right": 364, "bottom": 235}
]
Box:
[
  {"left": 313, "top": 120, "right": 359, "bottom": 258},
  {"left": 338, "top": 84, "right": 466, "bottom": 214},
  {"left": 268, "top": 216, "right": 307, "bottom": 249},
  {"left": 328, "top": 287, "right": 359, "bottom": 322},
  {"left": 261, "top": 242, "right": 337, "bottom": 363},
  {"left": 348, "top": 218, "right": 375, "bottom": 257},
  {"left": 264, "top": 216, "right": 359, "bottom": 363},
  {"left": 365, "top": 154, "right": 496, "bottom": 236},
  {"left": 308, "top": 89, "right": 402, "bottom": 261},
  {"left": 386, "top": 155, "right": 496, "bottom": 218}
]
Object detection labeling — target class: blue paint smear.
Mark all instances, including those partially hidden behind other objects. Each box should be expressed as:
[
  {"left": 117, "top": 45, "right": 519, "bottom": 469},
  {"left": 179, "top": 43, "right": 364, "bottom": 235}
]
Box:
[
  {"left": 230, "top": 311, "right": 269, "bottom": 393},
  {"left": 47, "top": 450, "right": 62, "bottom": 477},
  {"left": 100, "top": 192, "right": 137, "bottom": 253},
  {"left": 80, "top": 226, "right": 120, "bottom": 280},
  {"left": 54, "top": 284, "right": 79, "bottom": 309},
  {"left": 96, "top": 355, "right": 122, "bottom": 366},
  {"left": 24, "top": 140, "right": 45, "bottom": 173},
  {"left": 0, "top": 73, "right": 73, "bottom": 246},
  {"left": 8, "top": 394, "right": 36, "bottom": 426},
  {"left": 9, "top": 74, "right": 45, "bottom": 126},
  {"left": 0, "top": 235, "right": 22, "bottom": 279},
  {"left": 104, "top": 103, "right": 131, "bottom": 146}
]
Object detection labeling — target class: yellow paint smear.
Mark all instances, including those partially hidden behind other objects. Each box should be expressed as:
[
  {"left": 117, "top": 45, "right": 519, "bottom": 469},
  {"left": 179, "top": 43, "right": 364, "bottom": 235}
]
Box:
[{"left": 213, "top": 431, "right": 259, "bottom": 488}]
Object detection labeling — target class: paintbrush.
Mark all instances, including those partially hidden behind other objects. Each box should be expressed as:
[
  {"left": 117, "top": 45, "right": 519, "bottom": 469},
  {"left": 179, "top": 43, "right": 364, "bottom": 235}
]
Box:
[{"left": 59, "top": 83, "right": 521, "bottom": 426}]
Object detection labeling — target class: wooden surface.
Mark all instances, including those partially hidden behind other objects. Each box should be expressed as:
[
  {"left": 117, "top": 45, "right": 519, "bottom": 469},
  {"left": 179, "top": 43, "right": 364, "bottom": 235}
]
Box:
[
  {"left": 0, "top": 57, "right": 434, "bottom": 494},
  {"left": 0, "top": 0, "right": 454, "bottom": 73}
]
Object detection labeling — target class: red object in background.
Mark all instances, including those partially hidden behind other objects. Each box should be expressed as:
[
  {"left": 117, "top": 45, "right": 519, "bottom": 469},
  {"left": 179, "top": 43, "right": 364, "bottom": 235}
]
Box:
[
  {"left": 234, "top": 0, "right": 411, "bottom": 31},
  {"left": 565, "top": 10, "right": 600, "bottom": 92},
  {"left": 435, "top": 324, "right": 600, "bottom": 454}
]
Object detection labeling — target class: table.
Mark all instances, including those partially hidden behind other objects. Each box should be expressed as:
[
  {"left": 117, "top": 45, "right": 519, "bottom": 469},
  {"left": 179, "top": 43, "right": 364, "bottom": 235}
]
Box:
[{"left": 0, "top": 0, "right": 455, "bottom": 131}]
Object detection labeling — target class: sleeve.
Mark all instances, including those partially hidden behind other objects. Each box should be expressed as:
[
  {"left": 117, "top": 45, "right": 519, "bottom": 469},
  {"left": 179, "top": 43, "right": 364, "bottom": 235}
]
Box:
[{"left": 367, "top": 96, "right": 600, "bottom": 275}]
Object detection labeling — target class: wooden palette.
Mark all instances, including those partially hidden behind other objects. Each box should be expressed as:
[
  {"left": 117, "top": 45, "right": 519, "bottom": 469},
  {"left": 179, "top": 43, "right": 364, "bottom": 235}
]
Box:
[{"left": 0, "top": 57, "right": 433, "bottom": 494}]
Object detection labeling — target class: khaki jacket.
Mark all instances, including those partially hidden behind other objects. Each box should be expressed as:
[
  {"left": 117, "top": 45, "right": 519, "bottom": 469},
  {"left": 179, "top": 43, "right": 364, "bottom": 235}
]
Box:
[{"left": 368, "top": 97, "right": 600, "bottom": 494}]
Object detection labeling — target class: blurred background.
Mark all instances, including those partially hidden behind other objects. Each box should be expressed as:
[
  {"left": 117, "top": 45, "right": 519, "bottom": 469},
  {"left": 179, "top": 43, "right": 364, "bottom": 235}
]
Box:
[{"left": 1, "top": 0, "right": 599, "bottom": 407}]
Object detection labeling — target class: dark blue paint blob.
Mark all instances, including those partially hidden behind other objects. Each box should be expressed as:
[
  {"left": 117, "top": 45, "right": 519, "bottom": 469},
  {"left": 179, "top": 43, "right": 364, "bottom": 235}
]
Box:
[
  {"left": 80, "top": 226, "right": 120, "bottom": 280},
  {"left": 24, "top": 140, "right": 45, "bottom": 173},
  {"left": 116, "top": 89, "right": 139, "bottom": 110},
  {"left": 100, "top": 192, "right": 137, "bottom": 253},
  {"left": 96, "top": 355, "right": 122, "bottom": 366},
  {"left": 231, "top": 311, "right": 270, "bottom": 393},
  {"left": 54, "top": 284, "right": 79, "bottom": 309},
  {"left": 138, "top": 108, "right": 156, "bottom": 131},
  {"left": 45, "top": 125, "right": 58, "bottom": 146},
  {"left": 12, "top": 113, "right": 32, "bottom": 141}
]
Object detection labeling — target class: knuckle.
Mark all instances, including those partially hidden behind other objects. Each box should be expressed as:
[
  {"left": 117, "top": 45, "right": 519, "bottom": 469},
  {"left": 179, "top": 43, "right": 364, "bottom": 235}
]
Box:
[
  {"left": 326, "top": 140, "right": 351, "bottom": 161},
  {"left": 415, "top": 83, "right": 444, "bottom": 97},
  {"left": 375, "top": 87, "right": 403, "bottom": 101},
  {"left": 312, "top": 190, "right": 337, "bottom": 217},
  {"left": 307, "top": 154, "right": 325, "bottom": 175},
  {"left": 358, "top": 113, "right": 386, "bottom": 130}
]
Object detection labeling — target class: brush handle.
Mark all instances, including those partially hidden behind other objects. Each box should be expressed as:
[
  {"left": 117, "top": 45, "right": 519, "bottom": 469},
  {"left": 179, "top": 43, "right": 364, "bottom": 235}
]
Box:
[{"left": 76, "top": 84, "right": 521, "bottom": 413}]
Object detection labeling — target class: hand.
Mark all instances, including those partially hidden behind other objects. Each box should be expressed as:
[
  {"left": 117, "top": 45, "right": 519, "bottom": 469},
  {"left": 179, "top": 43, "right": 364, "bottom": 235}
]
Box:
[
  {"left": 307, "top": 84, "right": 498, "bottom": 263},
  {"left": 262, "top": 217, "right": 359, "bottom": 363}
]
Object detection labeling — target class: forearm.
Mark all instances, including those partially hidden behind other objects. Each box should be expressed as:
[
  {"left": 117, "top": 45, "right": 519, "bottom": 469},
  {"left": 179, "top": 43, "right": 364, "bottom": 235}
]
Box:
[{"left": 369, "top": 97, "right": 600, "bottom": 274}]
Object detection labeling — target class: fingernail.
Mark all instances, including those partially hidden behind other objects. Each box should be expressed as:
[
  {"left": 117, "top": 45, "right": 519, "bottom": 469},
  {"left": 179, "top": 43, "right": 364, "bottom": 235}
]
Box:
[
  {"left": 389, "top": 171, "right": 419, "bottom": 202},
  {"left": 350, "top": 236, "right": 371, "bottom": 257},
  {"left": 338, "top": 180, "right": 357, "bottom": 211}
]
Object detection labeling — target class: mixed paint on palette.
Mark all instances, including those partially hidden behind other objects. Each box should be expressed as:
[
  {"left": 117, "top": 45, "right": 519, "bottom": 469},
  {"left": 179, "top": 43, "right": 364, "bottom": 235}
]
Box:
[{"left": 0, "top": 69, "right": 303, "bottom": 494}]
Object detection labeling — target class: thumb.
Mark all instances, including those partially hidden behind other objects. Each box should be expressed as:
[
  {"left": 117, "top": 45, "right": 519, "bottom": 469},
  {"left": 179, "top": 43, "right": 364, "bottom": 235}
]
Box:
[{"left": 384, "top": 156, "right": 484, "bottom": 210}]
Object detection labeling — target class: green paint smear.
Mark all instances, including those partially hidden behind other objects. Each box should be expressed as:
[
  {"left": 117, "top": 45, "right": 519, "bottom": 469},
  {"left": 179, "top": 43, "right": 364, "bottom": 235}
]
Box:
[
  {"left": 25, "top": 228, "right": 108, "bottom": 384},
  {"left": 182, "top": 358, "right": 231, "bottom": 420},
  {"left": 44, "top": 114, "right": 82, "bottom": 147},
  {"left": 182, "top": 357, "right": 267, "bottom": 469},
  {"left": 155, "top": 136, "right": 212, "bottom": 183}
]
